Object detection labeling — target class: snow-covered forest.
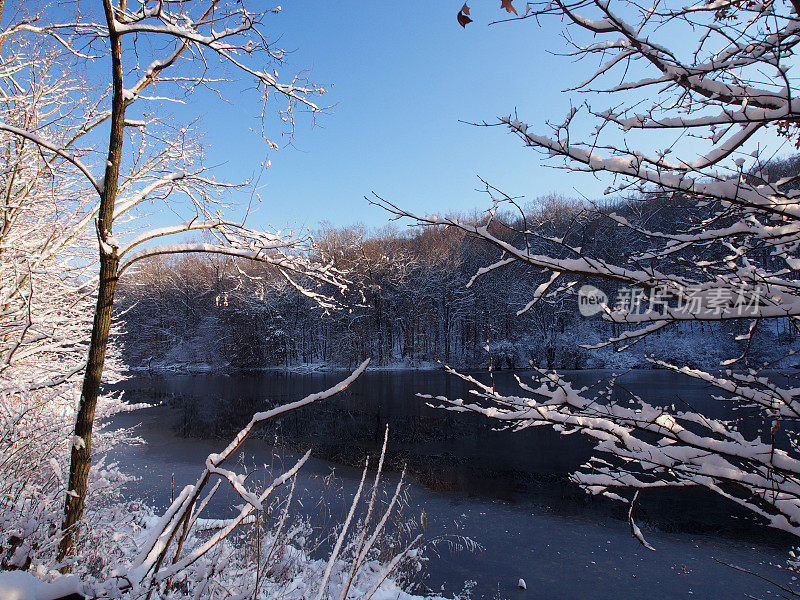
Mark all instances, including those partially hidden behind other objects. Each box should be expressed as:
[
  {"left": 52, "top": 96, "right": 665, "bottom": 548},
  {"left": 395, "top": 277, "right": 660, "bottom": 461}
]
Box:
[{"left": 119, "top": 180, "right": 800, "bottom": 372}]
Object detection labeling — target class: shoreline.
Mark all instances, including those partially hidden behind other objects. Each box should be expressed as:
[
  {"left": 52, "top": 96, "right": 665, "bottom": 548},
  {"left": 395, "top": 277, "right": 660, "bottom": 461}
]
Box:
[{"left": 122, "top": 361, "right": 799, "bottom": 376}]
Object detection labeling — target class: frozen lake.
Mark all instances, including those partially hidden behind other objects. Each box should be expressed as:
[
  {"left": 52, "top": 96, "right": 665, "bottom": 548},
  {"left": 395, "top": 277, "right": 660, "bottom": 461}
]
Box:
[{"left": 110, "top": 369, "right": 797, "bottom": 598}]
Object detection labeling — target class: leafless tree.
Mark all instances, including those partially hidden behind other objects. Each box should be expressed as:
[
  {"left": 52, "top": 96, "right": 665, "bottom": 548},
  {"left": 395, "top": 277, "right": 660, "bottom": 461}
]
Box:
[{"left": 0, "top": 0, "right": 351, "bottom": 561}]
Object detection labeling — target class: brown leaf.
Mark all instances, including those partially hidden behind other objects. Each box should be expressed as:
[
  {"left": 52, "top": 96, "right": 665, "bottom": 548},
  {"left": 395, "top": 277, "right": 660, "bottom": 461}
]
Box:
[
  {"left": 457, "top": 9, "right": 473, "bottom": 27},
  {"left": 461, "top": 2, "right": 471, "bottom": 15},
  {"left": 501, "top": 0, "right": 518, "bottom": 14}
]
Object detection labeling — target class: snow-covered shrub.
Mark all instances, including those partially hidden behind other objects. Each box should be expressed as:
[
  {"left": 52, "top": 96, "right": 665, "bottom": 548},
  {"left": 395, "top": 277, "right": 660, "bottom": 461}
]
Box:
[
  {"left": 0, "top": 390, "right": 137, "bottom": 574},
  {"left": 0, "top": 36, "right": 135, "bottom": 577}
]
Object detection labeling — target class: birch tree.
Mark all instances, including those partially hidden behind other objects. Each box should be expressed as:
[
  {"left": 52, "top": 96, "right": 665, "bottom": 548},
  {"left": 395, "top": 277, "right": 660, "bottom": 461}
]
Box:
[
  {"left": 378, "top": 0, "right": 800, "bottom": 551},
  {"left": 0, "top": 0, "right": 349, "bottom": 562}
]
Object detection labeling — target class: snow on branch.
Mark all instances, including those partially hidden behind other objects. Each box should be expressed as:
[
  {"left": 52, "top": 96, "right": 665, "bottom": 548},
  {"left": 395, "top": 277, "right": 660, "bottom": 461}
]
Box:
[
  {"left": 380, "top": 0, "right": 800, "bottom": 554},
  {"left": 0, "top": 122, "right": 103, "bottom": 194},
  {"left": 422, "top": 365, "right": 800, "bottom": 538},
  {"left": 120, "top": 359, "right": 379, "bottom": 594}
]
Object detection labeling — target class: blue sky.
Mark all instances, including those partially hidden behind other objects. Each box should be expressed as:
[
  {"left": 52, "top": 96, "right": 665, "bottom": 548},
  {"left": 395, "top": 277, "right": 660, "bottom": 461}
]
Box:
[{"left": 175, "top": 1, "right": 599, "bottom": 231}]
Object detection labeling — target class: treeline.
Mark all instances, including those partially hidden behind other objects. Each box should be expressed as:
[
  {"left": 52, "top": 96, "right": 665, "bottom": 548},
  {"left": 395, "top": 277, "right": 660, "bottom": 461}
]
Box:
[{"left": 117, "top": 184, "right": 799, "bottom": 372}]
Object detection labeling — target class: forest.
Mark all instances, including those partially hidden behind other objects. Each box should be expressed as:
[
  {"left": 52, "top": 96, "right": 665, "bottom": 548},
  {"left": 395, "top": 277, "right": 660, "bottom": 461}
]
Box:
[{"left": 119, "top": 184, "right": 800, "bottom": 373}]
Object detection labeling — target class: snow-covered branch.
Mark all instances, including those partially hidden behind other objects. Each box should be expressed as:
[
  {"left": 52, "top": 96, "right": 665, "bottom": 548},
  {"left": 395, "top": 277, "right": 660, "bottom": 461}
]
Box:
[{"left": 381, "top": 0, "right": 800, "bottom": 556}]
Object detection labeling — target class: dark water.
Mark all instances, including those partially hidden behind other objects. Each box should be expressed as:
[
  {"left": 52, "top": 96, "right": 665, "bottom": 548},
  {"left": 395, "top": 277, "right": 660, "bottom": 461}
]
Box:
[
  {"left": 121, "top": 369, "right": 597, "bottom": 498},
  {"left": 110, "top": 368, "right": 798, "bottom": 599}
]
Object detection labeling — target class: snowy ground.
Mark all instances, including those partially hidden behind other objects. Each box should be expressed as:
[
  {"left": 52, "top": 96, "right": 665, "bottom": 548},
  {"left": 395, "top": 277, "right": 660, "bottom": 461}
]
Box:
[{"left": 109, "top": 405, "right": 796, "bottom": 600}]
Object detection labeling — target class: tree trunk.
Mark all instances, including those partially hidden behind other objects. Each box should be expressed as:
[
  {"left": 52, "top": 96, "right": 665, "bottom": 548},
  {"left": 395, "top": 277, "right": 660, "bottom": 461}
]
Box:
[
  {"left": 58, "top": 0, "right": 126, "bottom": 562},
  {"left": 57, "top": 254, "right": 119, "bottom": 561}
]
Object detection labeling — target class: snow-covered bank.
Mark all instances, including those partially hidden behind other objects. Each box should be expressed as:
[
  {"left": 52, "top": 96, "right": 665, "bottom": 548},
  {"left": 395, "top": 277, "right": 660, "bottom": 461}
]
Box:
[
  {"left": 0, "top": 498, "right": 437, "bottom": 600},
  {"left": 0, "top": 571, "right": 82, "bottom": 600}
]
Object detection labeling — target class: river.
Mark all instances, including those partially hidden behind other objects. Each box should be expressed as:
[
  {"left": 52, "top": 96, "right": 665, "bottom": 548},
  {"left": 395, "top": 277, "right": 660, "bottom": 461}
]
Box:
[{"left": 109, "top": 368, "right": 796, "bottom": 599}]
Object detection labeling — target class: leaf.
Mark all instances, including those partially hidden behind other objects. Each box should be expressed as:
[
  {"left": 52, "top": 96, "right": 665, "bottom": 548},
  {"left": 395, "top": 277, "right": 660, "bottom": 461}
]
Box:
[
  {"left": 501, "top": 0, "right": 518, "bottom": 15},
  {"left": 461, "top": 2, "right": 470, "bottom": 15},
  {"left": 457, "top": 8, "right": 473, "bottom": 27}
]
